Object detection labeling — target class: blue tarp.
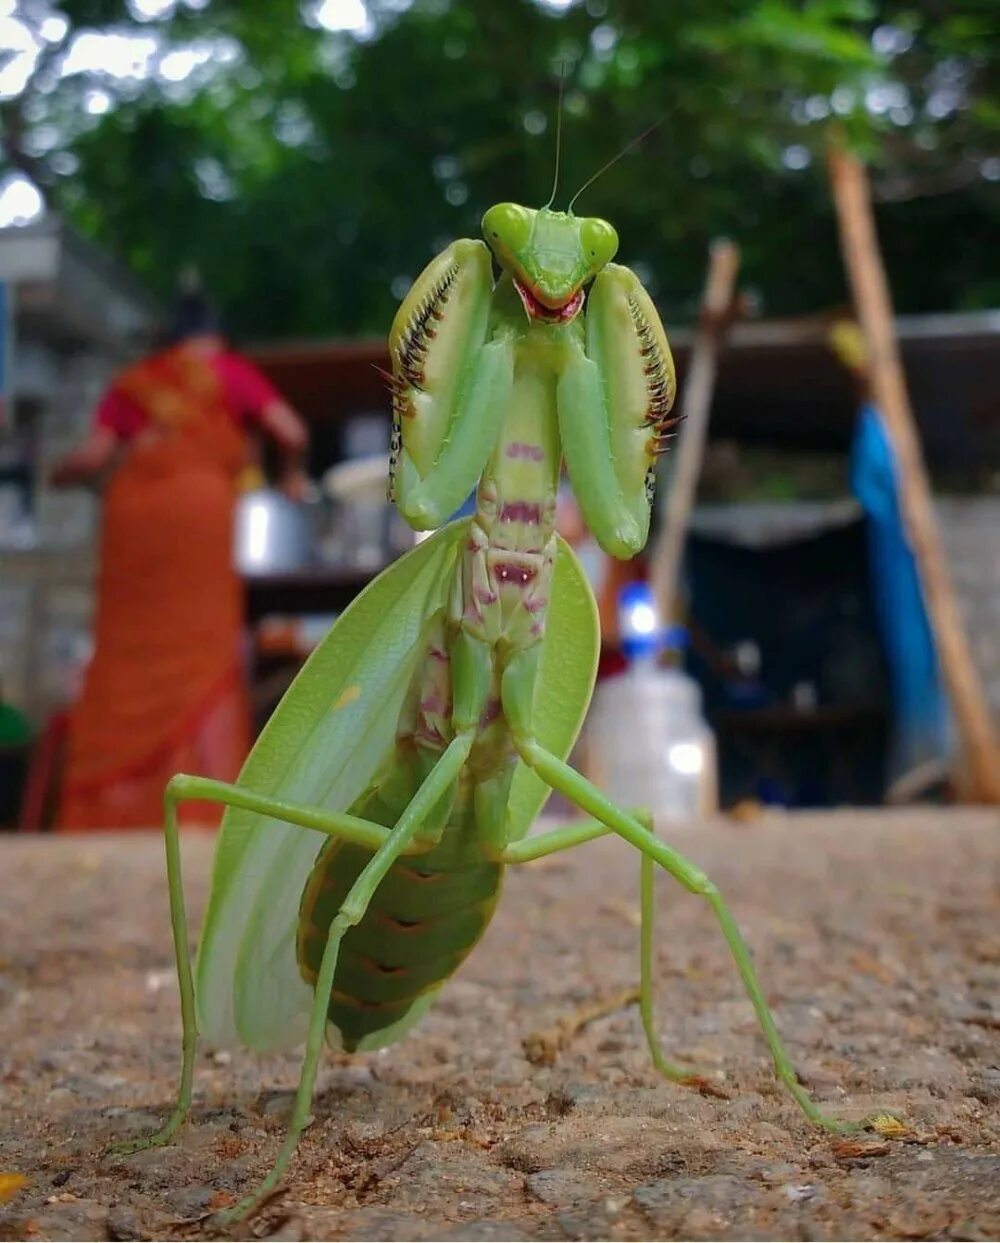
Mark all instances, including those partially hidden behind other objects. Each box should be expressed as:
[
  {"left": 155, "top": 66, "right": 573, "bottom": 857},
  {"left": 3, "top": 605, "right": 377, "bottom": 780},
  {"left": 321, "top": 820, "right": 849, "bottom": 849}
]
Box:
[{"left": 849, "top": 403, "right": 953, "bottom": 790}]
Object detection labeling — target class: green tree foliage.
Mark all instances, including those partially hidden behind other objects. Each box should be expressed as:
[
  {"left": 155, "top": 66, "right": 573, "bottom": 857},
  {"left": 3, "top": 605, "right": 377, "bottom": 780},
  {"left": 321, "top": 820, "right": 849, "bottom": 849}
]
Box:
[{"left": 2, "top": 0, "right": 997, "bottom": 338}]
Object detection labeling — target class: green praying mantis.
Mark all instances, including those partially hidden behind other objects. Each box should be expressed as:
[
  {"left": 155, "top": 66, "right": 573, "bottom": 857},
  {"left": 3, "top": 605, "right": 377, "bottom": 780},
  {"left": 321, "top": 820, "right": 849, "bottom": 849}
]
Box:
[{"left": 111, "top": 189, "right": 884, "bottom": 1226}]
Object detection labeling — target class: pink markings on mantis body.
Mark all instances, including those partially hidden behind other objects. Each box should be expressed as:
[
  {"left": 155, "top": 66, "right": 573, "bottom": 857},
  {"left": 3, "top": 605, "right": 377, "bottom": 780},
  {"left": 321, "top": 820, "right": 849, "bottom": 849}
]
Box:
[
  {"left": 415, "top": 723, "right": 446, "bottom": 748},
  {"left": 428, "top": 646, "right": 449, "bottom": 663},
  {"left": 420, "top": 695, "right": 446, "bottom": 716},
  {"left": 499, "top": 501, "right": 542, "bottom": 525},
  {"left": 475, "top": 586, "right": 499, "bottom": 606},
  {"left": 495, "top": 562, "right": 537, "bottom": 588},
  {"left": 524, "top": 595, "right": 548, "bottom": 614},
  {"left": 505, "top": 442, "right": 544, "bottom": 462},
  {"left": 479, "top": 698, "right": 502, "bottom": 727}
]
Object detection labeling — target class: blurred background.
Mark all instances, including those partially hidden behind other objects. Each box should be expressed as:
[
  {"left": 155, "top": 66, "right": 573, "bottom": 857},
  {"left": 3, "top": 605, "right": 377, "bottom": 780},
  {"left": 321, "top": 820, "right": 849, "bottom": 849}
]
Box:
[{"left": 0, "top": 0, "right": 997, "bottom": 828}]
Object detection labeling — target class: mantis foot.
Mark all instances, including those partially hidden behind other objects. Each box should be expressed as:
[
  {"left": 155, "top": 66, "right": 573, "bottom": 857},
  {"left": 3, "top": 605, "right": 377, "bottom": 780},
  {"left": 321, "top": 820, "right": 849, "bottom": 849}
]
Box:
[
  {"left": 106, "top": 1110, "right": 184, "bottom": 1158},
  {"left": 674, "top": 1072, "right": 730, "bottom": 1101},
  {"left": 801, "top": 1105, "right": 907, "bottom": 1136},
  {"left": 209, "top": 1180, "right": 284, "bottom": 1229},
  {"left": 848, "top": 1111, "right": 908, "bottom": 1136}
]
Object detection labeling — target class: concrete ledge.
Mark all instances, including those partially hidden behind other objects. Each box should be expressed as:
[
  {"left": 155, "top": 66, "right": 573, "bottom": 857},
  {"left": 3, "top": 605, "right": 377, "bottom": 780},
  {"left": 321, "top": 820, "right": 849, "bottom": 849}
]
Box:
[{"left": 1, "top": 809, "right": 998, "bottom": 1239}]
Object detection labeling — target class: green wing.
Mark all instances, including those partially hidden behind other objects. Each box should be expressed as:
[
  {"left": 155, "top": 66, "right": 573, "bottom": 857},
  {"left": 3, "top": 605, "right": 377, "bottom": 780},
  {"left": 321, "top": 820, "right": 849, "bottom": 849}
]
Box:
[
  {"left": 505, "top": 536, "right": 600, "bottom": 841},
  {"left": 196, "top": 521, "right": 467, "bottom": 1052}
]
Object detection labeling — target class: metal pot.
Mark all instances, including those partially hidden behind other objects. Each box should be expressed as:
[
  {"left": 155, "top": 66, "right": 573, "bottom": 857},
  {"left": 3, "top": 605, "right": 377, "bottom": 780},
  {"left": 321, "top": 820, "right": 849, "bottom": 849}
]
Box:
[
  {"left": 321, "top": 453, "right": 412, "bottom": 566},
  {"left": 234, "top": 487, "right": 317, "bottom": 576}
]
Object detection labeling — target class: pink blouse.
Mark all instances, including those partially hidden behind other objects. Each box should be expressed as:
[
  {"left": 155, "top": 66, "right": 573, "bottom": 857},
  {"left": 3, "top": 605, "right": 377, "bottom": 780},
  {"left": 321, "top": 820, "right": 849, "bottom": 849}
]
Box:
[{"left": 96, "top": 351, "right": 282, "bottom": 440}]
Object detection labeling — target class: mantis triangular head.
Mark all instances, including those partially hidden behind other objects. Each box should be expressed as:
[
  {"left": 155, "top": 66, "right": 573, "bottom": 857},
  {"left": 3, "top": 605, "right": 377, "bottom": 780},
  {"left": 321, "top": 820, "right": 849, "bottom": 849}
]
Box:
[{"left": 482, "top": 202, "right": 618, "bottom": 322}]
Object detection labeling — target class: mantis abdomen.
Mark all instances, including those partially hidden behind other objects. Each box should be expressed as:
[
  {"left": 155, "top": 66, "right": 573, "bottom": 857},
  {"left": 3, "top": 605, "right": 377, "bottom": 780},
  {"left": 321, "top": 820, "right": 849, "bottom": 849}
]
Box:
[{"left": 297, "top": 832, "right": 504, "bottom": 1052}]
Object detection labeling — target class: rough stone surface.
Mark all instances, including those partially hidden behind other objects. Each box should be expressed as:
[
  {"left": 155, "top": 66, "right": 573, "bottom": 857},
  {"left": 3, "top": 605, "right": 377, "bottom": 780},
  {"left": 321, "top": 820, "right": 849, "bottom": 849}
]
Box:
[{"left": 1, "top": 809, "right": 999, "bottom": 1240}]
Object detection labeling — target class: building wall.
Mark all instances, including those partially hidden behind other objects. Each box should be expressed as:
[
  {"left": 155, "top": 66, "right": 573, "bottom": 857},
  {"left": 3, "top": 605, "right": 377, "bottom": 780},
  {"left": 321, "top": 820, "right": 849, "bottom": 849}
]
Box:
[
  {"left": 0, "top": 546, "right": 94, "bottom": 721},
  {"left": 1, "top": 337, "right": 115, "bottom": 722},
  {"left": 936, "top": 496, "right": 1000, "bottom": 723}
]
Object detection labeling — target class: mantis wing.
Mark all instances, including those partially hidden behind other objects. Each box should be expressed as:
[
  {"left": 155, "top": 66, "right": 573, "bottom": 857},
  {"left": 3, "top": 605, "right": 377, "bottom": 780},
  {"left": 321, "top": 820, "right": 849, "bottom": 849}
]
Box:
[
  {"left": 196, "top": 527, "right": 597, "bottom": 1051},
  {"left": 505, "top": 536, "right": 600, "bottom": 841},
  {"left": 196, "top": 521, "right": 467, "bottom": 1052}
]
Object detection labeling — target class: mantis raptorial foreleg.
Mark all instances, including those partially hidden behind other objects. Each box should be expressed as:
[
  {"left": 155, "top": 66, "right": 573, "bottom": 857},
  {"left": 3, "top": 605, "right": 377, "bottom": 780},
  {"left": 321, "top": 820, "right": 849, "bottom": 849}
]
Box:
[
  {"left": 108, "top": 775, "right": 399, "bottom": 1159},
  {"left": 389, "top": 240, "right": 514, "bottom": 529},
  {"left": 557, "top": 264, "right": 677, "bottom": 559}
]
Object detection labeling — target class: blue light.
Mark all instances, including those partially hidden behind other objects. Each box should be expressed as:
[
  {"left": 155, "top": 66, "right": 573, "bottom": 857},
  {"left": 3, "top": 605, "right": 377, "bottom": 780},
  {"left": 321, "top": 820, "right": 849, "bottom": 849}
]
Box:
[
  {"left": 618, "top": 582, "right": 688, "bottom": 662},
  {"left": 619, "top": 582, "right": 660, "bottom": 661}
]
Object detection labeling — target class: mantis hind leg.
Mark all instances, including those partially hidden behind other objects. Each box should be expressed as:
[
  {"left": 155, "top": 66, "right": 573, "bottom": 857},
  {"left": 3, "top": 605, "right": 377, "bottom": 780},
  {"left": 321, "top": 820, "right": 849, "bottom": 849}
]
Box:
[
  {"left": 108, "top": 774, "right": 395, "bottom": 1159},
  {"left": 510, "top": 736, "right": 867, "bottom": 1133},
  {"left": 504, "top": 815, "right": 717, "bottom": 1089},
  {"left": 639, "top": 851, "right": 724, "bottom": 1092}
]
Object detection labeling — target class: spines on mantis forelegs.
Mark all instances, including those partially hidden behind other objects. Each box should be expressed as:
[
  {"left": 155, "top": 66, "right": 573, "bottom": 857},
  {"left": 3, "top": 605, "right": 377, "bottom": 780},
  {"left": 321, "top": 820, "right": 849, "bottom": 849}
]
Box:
[
  {"left": 628, "top": 288, "right": 682, "bottom": 498},
  {"left": 394, "top": 264, "right": 458, "bottom": 392}
]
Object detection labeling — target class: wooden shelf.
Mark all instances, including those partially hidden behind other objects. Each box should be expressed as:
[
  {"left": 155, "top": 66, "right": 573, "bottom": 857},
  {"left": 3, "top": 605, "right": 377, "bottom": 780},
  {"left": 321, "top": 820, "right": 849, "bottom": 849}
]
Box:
[
  {"left": 244, "top": 564, "right": 385, "bottom": 622},
  {"left": 712, "top": 704, "right": 885, "bottom": 732}
]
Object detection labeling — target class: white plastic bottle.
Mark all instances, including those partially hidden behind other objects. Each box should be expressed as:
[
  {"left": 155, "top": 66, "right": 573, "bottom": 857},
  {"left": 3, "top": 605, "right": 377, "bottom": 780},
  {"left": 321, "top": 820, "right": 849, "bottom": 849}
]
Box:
[{"left": 586, "top": 583, "right": 717, "bottom": 822}]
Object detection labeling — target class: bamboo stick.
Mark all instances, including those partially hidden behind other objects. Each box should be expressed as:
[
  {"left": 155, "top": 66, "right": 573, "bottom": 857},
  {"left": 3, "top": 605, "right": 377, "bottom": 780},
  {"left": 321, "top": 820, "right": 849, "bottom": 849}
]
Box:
[
  {"left": 827, "top": 143, "right": 1000, "bottom": 803},
  {"left": 650, "top": 238, "right": 741, "bottom": 624}
]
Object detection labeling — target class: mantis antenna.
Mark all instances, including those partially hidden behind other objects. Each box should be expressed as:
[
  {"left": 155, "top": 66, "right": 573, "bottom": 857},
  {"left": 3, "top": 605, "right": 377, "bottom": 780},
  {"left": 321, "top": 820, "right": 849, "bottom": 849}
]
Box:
[
  {"left": 567, "top": 117, "right": 665, "bottom": 214},
  {"left": 543, "top": 62, "right": 567, "bottom": 211}
]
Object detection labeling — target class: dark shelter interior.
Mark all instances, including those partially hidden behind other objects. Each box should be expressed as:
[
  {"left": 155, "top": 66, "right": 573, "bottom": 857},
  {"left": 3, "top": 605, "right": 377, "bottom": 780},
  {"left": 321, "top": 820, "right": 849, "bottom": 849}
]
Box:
[{"left": 686, "top": 512, "right": 889, "bottom": 808}]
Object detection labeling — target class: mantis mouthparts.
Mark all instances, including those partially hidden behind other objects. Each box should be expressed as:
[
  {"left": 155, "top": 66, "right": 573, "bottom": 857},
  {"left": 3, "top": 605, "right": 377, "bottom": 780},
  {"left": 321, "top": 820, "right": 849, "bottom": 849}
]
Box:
[{"left": 513, "top": 278, "right": 586, "bottom": 323}]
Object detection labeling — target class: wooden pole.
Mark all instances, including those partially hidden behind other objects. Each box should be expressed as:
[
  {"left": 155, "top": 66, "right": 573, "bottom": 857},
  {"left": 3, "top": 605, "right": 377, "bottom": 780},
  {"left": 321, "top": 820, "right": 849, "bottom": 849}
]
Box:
[
  {"left": 650, "top": 238, "right": 741, "bottom": 625},
  {"left": 827, "top": 142, "right": 1000, "bottom": 803}
]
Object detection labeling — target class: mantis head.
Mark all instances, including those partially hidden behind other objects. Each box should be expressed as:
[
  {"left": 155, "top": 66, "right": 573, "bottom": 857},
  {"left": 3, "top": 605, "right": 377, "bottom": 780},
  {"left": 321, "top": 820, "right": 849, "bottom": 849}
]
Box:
[{"left": 482, "top": 203, "right": 618, "bottom": 324}]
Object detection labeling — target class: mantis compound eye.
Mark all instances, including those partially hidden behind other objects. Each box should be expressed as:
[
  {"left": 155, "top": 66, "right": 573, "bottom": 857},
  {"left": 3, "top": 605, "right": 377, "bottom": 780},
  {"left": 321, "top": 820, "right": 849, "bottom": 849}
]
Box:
[
  {"left": 580, "top": 217, "right": 619, "bottom": 269},
  {"left": 482, "top": 203, "right": 533, "bottom": 254}
]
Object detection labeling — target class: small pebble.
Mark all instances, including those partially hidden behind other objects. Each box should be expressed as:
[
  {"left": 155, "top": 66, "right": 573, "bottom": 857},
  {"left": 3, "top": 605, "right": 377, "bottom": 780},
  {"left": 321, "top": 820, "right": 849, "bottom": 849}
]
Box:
[{"left": 783, "top": 1182, "right": 818, "bottom": 1202}]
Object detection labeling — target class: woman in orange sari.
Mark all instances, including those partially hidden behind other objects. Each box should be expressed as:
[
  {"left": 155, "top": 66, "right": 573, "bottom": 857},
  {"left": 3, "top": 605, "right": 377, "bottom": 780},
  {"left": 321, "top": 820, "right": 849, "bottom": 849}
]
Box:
[{"left": 50, "top": 294, "right": 308, "bottom": 829}]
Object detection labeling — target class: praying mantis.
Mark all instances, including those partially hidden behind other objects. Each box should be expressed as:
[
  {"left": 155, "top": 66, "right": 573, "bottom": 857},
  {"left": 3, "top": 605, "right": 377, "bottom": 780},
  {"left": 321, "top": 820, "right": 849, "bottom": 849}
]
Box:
[{"left": 111, "top": 194, "right": 881, "bottom": 1225}]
